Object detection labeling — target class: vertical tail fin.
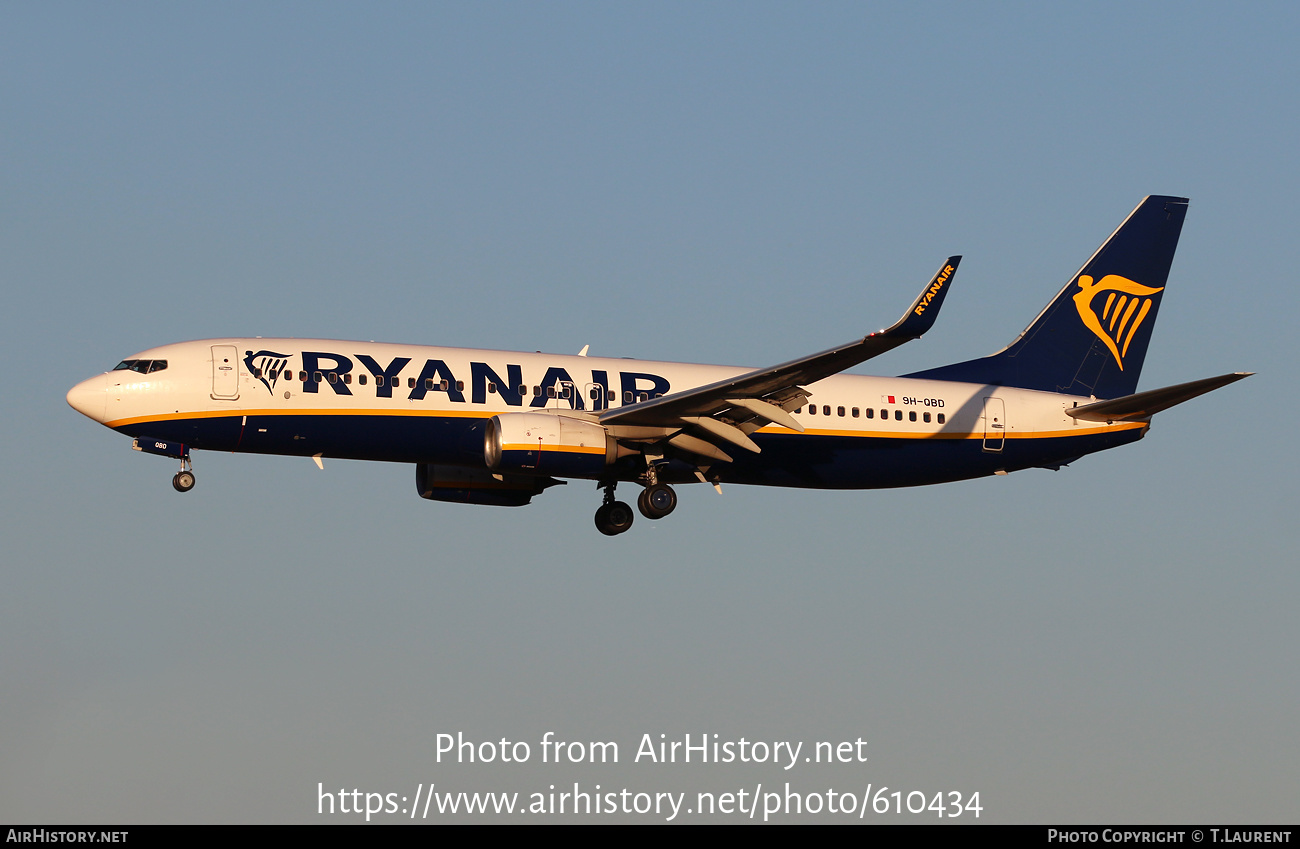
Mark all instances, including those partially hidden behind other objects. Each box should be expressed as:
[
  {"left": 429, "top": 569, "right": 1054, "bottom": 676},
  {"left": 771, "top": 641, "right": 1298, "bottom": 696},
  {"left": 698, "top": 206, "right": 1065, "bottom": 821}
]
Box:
[{"left": 906, "top": 195, "right": 1189, "bottom": 398}]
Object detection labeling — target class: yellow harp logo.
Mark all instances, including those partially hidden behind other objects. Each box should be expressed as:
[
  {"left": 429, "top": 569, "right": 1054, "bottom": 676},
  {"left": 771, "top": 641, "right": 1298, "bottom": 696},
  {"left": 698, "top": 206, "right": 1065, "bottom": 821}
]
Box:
[{"left": 1072, "top": 275, "right": 1164, "bottom": 370}]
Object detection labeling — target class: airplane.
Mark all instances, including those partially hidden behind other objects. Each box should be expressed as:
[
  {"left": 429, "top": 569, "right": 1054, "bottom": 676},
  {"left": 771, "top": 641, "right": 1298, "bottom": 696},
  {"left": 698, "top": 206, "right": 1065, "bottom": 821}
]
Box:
[{"left": 67, "top": 195, "right": 1249, "bottom": 536}]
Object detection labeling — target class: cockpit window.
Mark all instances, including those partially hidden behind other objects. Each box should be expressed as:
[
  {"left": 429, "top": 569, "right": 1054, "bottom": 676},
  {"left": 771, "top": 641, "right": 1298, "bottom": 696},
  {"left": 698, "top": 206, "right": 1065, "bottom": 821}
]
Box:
[{"left": 112, "top": 359, "right": 167, "bottom": 373}]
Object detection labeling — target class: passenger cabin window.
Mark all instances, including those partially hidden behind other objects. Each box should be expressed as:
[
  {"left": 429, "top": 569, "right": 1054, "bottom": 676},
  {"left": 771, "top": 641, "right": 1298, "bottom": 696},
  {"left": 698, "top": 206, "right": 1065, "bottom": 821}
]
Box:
[
  {"left": 407, "top": 377, "right": 415, "bottom": 388},
  {"left": 808, "top": 405, "right": 816, "bottom": 415},
  {"left": 923, "top": 412, "right": 931, "bottom": 423},
  {"left": 909, "top": 411, "right": 916, "bottom": 422},
  {"left": 837, "top": 406, "right": 845, "bottom": 417},
  {"left": 822, "top": 405, "right": 830, "bottom": 416},
  {"left": 865, "top": 408, "right": 874, "bottom": 419},
  {"left": 358, "top": 374, "right": 368, "bottom": 386},
  {"left": 937, "top": 413, "right": 946, "bottom": 424},
  {"left": 852, "top": 407, "right": 859, "bottom": 418},
  {"left": 894, "top": 409, "right": 902, "bottom": 421}
]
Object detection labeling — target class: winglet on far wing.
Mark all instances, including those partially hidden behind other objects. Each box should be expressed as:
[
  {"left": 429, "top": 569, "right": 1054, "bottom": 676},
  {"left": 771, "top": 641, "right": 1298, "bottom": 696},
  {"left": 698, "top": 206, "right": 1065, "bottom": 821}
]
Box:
[
  {"left": 599, "top": 256, "right": 962, "bottom": 429},
  {"left": 885, "top": 256, "right": 960, "bottom": 340}
]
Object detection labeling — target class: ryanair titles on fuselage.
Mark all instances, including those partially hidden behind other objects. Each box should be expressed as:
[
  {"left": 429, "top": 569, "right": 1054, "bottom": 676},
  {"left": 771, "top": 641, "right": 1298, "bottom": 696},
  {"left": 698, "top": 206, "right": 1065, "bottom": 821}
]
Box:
[{"left": 243, "top": 347, "right": 670, "bottom": 410}]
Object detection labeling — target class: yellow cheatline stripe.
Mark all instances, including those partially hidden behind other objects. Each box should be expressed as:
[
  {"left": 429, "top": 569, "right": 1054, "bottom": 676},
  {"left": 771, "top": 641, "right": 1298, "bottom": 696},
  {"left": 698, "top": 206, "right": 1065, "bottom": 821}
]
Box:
[
  {"left": 107, "top": 408, "right": 1147, "bottom": 442},
  {"left": 1011, "top": 422, "right": 1147, "bottom": 439},
  {"left": 501, "top": 443, "right": 605, "bottom": 456},
  {"left": 105, "top": 407, "right": 498, "bottom": 428},
  {"left": 753, "top": 422, "right": 1146, "bottom": 440}
]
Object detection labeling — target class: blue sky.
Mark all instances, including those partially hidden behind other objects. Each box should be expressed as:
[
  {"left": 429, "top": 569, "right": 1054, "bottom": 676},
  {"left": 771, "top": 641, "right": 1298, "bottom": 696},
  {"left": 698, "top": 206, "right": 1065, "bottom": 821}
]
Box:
[{"left": 2, "top": 2, "right": 1296, "bottom": 822}]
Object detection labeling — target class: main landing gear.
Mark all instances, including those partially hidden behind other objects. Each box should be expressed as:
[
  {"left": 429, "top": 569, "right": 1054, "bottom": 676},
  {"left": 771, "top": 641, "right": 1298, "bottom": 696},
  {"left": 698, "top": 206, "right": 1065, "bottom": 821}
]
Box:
[
  {"left": 594, "top": 481, "right": 634, "bottom": 536},
  {"left": 593, "top": 478, "right": 679, "bottom": 536},
  {"left": 637, "top": 482, "right": 677, "bottom": 520},
  {"left": 172, "top": 457, "right": 196, "bottom": 493}
]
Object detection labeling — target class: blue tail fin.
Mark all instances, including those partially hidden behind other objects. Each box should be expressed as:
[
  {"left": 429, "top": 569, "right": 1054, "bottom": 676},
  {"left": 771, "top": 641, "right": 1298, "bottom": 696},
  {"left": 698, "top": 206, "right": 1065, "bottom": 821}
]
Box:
[{"left": 905, "top": 195, "right": 1189, "bottom": 398}]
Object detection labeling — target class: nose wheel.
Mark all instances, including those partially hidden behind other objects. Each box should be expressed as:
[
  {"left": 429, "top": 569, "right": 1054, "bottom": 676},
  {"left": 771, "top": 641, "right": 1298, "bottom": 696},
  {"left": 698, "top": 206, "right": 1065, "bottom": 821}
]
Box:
[{"left": 172, "top": 457, "right": 195, "bottom": 493}]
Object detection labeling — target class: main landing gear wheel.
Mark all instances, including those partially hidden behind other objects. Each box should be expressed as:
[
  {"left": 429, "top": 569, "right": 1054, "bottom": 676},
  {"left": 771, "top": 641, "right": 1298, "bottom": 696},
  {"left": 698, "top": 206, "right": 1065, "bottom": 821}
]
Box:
[
  {"left": 637, "top": 483, "right": 677, "bottom": 520},
  {"left": 172, "top": 470, "right": 196, "bottom": 492},
  {"left": 594, "top": 501, "right": 634, "bottom": 536}
]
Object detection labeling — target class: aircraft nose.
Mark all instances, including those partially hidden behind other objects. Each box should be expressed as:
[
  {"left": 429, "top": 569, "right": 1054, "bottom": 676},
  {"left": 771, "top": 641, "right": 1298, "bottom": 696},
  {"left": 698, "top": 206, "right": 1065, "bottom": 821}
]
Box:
[{"left": 66, "top": 374, "right": 108, "bottom": 422}]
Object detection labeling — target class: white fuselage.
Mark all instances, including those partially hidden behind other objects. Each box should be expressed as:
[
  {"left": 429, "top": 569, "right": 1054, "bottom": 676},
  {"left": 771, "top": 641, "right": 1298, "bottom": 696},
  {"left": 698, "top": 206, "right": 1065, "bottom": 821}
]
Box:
[{"left": 67, "top": 338, "right": 1146, "bottom": 490}]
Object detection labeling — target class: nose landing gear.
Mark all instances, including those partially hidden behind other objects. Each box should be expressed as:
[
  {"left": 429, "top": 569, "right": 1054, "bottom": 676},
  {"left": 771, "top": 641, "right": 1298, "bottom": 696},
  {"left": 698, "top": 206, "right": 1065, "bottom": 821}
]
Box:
[
  {"left": 131, "top": 437, "right": 195, "bottom": 493},
  {"left": 171, "top": 457, "right": 195, "bottom": 493}
]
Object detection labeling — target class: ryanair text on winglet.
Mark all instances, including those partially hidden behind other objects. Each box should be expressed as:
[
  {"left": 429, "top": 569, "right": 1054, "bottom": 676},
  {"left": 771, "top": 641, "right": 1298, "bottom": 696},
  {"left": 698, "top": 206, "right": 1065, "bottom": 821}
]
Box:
[{"left": 913, "top": 265, "right": 954, "bottom": 316}]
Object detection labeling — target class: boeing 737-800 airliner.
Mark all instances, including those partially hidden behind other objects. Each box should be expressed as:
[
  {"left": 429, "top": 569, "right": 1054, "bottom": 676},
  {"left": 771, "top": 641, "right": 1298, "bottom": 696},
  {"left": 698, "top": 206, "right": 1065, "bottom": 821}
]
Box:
[{"left": 67, "top": 196, "right": 1248, "bottom": 535}]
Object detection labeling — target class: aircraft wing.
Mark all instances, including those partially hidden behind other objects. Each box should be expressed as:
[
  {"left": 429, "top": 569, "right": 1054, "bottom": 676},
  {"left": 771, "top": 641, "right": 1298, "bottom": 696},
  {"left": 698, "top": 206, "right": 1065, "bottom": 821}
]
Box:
[{"left": 598, "top": 257, "right": 960, "bottom": 461}]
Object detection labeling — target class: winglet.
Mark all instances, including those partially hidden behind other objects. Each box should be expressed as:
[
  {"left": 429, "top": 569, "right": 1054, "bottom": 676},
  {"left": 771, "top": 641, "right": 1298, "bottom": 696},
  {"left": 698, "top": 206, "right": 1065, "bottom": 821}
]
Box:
[
  {"left": 599, "top": 256, "right": 963, "bottom": 429},
  {"left": 884, "top": 256, "right": 961, "bottom": 340}
]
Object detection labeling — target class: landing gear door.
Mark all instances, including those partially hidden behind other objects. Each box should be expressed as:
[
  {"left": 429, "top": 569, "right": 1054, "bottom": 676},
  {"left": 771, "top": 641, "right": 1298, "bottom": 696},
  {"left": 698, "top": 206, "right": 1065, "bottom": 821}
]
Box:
[
  {"left": 211, "top": 345, "right": 240, "bottom": 400},
  {"left": 982, "top": 396, "right": 1005, "bottom": 453}
]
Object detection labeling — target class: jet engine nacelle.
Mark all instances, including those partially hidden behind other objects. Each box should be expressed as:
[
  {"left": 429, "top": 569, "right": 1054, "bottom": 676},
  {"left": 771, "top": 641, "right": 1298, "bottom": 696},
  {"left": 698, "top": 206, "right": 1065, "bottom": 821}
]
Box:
[
  {"left": 416, "top": 463, "right": 561, "bottom": 507},
  {"left": 485, "top": 412, "right": 620, "bottom": 478}
]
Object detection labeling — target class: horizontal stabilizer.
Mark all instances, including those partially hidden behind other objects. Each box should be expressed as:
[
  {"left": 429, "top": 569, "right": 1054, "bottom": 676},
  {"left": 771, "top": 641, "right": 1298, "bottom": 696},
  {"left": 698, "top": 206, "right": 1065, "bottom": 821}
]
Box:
[{"left": 1066, "top": 372, "right": 1252, "bottom": 422}]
